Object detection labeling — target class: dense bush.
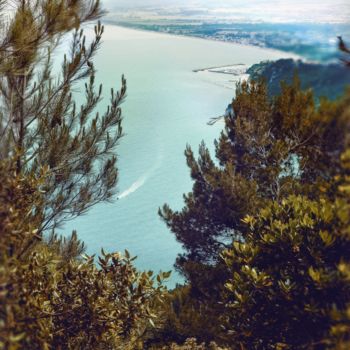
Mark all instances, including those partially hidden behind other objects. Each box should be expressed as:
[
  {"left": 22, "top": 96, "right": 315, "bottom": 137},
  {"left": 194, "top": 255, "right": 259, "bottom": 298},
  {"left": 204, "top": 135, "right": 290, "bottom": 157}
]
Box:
[
  {"left": 223, "top": 193, "right": 350, "bottom": 349},
  {"left": 156, "top": 338, "right": 230, "bottom": 350},
  {"left": 0, "top": 161, "right": 167, "bottom": 349}
]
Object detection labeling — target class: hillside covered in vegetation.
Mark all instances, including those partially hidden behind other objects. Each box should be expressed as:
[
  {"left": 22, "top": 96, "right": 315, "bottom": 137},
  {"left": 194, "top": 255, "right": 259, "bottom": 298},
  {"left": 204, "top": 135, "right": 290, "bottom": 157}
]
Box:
[{"left": 247, "top": 58, "right": 350, "bottom": 99}]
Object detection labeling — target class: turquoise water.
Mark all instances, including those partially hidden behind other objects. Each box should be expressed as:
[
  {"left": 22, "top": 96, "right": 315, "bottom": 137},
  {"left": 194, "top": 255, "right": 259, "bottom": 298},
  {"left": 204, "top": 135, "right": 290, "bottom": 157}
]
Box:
[{"left": 64, "top": 25, "right": 293, "bottom": 286}]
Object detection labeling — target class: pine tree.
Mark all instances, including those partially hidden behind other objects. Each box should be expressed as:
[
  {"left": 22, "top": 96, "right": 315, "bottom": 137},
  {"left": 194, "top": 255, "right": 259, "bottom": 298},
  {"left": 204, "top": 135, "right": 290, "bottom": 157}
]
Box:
[
  {"left": 160, "top": 78, "right": 349, "bottom": 292},
  {"left": 159, "top": 77, "right": 350, "bottom": 345},
  {"left": 0, "top": 2, "right": 168, "bottom": 349},
  {"left": 0, "top": 0, "right": 126, "bottom": 232}
]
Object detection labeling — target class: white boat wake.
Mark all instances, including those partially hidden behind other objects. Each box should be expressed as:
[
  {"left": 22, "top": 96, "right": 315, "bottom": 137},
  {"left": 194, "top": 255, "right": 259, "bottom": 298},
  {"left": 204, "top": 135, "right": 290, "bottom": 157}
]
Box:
[
  {"left": 117, "top": 174, "right": 148, "bottom": 199},
  {"left": 117, "top": 151, "right": 163, "bottom": 200}
]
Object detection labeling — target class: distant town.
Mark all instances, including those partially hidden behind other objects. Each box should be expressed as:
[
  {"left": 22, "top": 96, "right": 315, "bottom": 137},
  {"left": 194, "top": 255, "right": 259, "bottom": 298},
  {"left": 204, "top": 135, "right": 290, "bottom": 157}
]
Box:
[{"left": 105, "top": 17, "right": 350, "bottom": 63}]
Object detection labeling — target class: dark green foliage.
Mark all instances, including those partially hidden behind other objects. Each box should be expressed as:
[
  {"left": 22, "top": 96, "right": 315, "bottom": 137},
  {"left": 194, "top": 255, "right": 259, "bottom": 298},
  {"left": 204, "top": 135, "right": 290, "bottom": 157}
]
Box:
[
  {"left": 147, "top": 285, "right": 227, "bottom": 348},
  {"left": 222, "top": 129, "right": 350, "bottom": 348},
  {"left": 160, "top": 77, "right": 349, "bottom": 288},
  {"left": 153, "top": 338, "right": 230, "bottom": 350},
  {"left": 223, "top": 194, "right": 350, "bottom": 349},
  {"left": 160, "top": 72, "right": 350, "bottom": 346}
]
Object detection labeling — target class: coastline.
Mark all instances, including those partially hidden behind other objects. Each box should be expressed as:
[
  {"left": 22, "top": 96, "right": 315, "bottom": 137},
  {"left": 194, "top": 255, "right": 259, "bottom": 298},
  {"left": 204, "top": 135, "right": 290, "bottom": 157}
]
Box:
[
  {"left": 193, "top": 63, "right": 247, "bottom": 73},
  {"left": 102, "top": 19, "right": 301, "bottom": 62},
  {"left": 98, "top": 21, "right": 298, "bottom": 92}
]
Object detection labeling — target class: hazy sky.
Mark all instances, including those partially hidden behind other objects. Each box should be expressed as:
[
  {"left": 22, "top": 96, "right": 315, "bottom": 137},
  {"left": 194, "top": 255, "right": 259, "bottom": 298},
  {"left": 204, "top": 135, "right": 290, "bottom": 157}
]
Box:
[{"left": 102, "top": 0, "right": 350, "bottom": 23}]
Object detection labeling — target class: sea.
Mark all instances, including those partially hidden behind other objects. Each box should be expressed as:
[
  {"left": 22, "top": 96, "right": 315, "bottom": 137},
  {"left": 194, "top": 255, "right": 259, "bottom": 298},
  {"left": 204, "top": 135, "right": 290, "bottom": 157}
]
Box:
[{"left": 63, "top": 24, "right": 295, "bottom": 286}]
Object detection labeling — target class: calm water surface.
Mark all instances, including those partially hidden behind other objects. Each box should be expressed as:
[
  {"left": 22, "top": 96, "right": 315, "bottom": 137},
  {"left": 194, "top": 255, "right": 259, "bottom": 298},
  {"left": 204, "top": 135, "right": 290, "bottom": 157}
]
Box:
[{"left": 64, "top": 25, "right": 294, "bottom": 286}]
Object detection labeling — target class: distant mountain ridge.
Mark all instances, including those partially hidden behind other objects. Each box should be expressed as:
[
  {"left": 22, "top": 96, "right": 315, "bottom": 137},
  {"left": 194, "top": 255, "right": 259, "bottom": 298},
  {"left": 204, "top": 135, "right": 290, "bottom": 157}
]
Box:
[{"left": 247, "top": 58, "right": 350, "bottom": 99}]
